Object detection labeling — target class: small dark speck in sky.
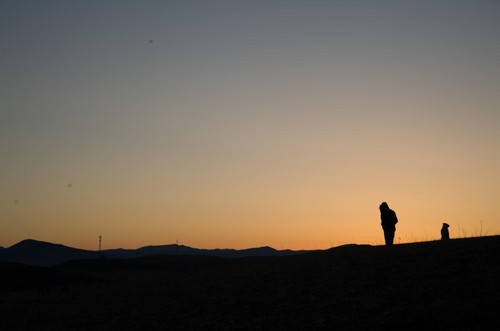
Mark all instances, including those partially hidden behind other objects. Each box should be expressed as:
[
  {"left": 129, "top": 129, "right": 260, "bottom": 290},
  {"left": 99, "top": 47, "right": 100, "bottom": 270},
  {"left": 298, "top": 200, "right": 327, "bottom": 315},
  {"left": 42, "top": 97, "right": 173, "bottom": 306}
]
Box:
[
  {"left": 14, "top": 200, "right": 18, "bottom": 204},
  {"left": 149, "top": 39, "right": 153, "bottom": 44},
  {"left": 68, "top": 183, "right": 72, "bottom": 188}
]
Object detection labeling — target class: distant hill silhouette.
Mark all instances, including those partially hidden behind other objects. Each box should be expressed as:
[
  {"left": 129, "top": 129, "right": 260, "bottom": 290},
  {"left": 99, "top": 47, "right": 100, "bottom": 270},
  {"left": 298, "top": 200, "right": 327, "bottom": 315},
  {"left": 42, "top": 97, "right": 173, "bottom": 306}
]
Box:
[
  {"left": 0, "top": 239, "right": 98, "bottom": 266},
  {"left": 113, "top": 244, "right": 304, "bottom": 259},
  {"left": 0, "top": 239, "right": 310, "bottom": 267}
]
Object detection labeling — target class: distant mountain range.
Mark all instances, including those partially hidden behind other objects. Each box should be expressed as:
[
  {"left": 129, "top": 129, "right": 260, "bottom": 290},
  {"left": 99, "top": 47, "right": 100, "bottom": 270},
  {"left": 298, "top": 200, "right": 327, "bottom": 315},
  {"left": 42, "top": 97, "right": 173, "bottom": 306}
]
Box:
[{"left": 0, "top": 239, "right": 310, "bottom": 267}]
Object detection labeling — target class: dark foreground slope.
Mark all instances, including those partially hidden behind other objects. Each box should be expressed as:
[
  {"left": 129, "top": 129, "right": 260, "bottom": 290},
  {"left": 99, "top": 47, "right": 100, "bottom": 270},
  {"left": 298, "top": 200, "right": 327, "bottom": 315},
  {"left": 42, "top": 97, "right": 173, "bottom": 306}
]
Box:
[{"left": 1, "top": 236, "right": 499, "bottom": 330}]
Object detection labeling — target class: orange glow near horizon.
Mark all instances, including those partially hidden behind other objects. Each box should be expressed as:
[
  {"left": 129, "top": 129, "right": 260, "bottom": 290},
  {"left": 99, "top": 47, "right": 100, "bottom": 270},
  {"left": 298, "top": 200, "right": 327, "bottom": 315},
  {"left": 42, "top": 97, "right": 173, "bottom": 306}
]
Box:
[{"left": 1, "top": 2, "right": 499, "bottom": 251}]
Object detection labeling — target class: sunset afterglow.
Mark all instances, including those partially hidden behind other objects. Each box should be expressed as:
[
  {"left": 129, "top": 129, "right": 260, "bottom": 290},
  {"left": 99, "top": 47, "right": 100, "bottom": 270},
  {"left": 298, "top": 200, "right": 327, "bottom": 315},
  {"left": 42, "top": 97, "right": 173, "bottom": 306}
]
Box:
[{"left": 2, "top": 1, "right": 499, "bottom": 250}]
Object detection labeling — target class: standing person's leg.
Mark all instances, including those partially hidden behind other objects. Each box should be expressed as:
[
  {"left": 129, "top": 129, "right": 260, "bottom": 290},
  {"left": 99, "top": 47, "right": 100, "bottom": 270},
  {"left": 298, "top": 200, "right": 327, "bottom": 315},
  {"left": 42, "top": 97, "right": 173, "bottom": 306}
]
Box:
[
  {"left": 384, "top": 229, "right": 394, "bottom": 245},
  {"left": 388, "top": 230, "right": 395, "bottom": 245}
]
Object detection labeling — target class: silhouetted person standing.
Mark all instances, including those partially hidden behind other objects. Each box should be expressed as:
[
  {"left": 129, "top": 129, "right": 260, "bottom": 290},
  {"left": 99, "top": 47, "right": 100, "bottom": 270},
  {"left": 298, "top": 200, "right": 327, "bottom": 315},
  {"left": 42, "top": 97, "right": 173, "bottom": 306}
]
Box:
[
  {"left": 441, "top": 223, "right": 450, "bottom": 240},
  {"left": 379, "top": 202, "right": 398, "bottom": 245}
]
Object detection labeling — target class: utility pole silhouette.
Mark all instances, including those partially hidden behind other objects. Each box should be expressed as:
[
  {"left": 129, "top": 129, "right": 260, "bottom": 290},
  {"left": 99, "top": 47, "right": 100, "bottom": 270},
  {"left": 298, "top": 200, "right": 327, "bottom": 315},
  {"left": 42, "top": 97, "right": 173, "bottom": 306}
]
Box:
[{"left": 99, "top": 235, "right": 102, "bottom": 253}]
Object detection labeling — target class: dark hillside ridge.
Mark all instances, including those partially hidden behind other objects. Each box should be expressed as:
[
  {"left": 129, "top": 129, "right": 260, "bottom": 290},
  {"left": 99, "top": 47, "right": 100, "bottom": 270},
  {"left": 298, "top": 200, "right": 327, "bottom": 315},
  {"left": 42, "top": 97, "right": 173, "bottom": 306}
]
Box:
[
  {"left": 0, "top": 239, "right": 309, "bottom": 266},
  {"left": 1, "top": 235, "right": 499, "bottom": 330},
  {"left": 0, "top": 239, "right": 98, "bottom": 266}
]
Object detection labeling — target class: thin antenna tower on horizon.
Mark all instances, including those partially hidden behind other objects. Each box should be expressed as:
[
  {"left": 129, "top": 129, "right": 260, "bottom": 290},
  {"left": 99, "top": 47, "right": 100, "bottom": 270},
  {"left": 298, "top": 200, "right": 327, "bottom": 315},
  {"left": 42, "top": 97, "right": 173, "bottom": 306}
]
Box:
[{"left": 99, "top": 235, "right": 102, "bottom": 252}]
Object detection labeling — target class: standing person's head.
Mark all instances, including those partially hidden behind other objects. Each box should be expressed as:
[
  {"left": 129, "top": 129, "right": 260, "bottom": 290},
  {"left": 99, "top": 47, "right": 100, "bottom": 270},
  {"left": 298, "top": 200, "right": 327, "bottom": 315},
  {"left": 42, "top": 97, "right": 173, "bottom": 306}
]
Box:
[{"left": 379, "top": 202, "right": 389, "bottom": 212}]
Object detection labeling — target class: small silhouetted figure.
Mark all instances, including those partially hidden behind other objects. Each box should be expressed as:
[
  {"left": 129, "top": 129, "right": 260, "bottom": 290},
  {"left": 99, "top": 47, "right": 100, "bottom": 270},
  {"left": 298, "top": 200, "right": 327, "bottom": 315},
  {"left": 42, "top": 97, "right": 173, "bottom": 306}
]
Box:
[
  {"left": 379, "top": 202, "right": 398, "bottom": 245},
  {"left": 441, "top": 223, "right": 450, "bottom": 240}
]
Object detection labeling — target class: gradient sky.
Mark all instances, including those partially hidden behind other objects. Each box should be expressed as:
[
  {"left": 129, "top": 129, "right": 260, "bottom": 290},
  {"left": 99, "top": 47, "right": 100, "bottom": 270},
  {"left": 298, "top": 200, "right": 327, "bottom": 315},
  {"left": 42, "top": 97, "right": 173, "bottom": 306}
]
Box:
[{"left": 1, "top": 1, "right": 499, "bottom": 250}]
